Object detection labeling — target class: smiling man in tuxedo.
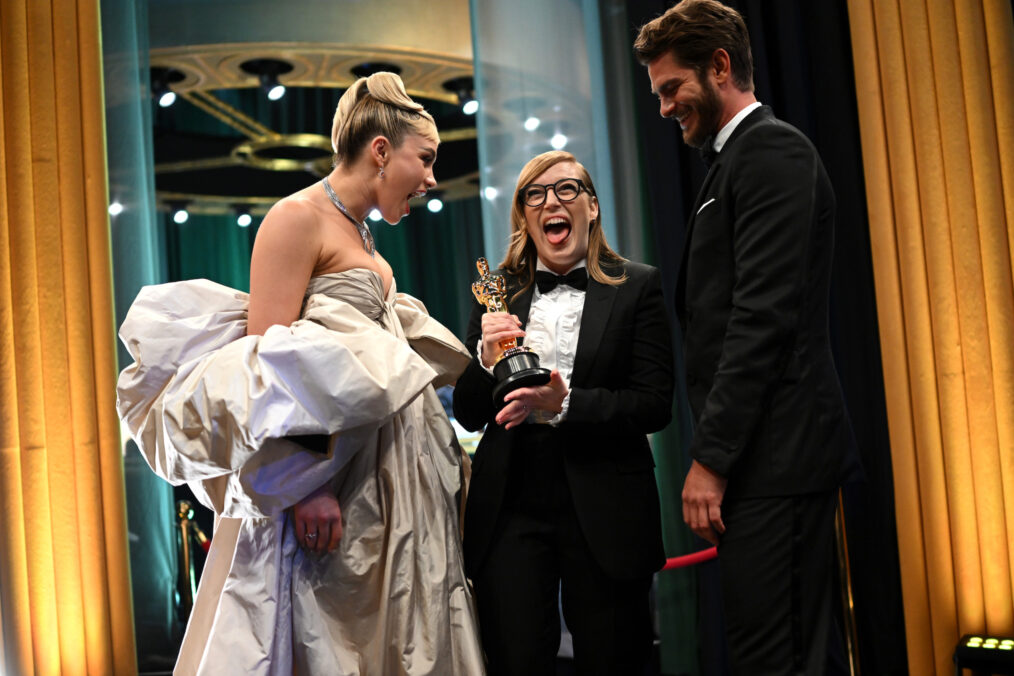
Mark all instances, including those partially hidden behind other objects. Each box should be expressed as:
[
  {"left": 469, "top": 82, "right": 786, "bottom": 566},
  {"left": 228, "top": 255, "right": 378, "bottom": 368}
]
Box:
[{"left": 635, "top": 1, "right": 855, "bottom": 673}]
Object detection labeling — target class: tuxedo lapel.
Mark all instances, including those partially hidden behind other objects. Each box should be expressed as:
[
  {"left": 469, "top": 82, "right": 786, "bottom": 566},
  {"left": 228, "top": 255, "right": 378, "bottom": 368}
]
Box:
[
  {"left": 569, "top": 276, "right": 617, "bottom": 387},
  {"left": 676, "top": 105, "right": 773, "bottom": 322},
  {"left": 677, "top": 169, "right": 719, "bottom": 321}
]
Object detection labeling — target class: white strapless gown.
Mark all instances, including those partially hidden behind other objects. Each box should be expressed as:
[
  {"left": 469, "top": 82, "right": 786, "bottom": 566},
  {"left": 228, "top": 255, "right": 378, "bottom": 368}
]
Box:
[{"left": 116, "top": 269, "right": 486, "bottom": 676}]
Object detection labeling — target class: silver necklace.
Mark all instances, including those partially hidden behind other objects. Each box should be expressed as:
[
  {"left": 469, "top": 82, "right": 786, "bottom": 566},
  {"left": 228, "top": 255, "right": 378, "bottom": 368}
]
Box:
[{"left": 321, "top": 178, "right": 375, "bottom": 257}]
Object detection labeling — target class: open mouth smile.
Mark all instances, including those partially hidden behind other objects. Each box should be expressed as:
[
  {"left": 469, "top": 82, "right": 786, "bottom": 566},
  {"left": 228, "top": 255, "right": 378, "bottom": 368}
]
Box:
[
  {"left": 543, "top": 217, "right": 571, "bottom": 246},
  {"left": 675, "top": 108, "right": 691, "bottom": 130},
  {"left": 403, "top": 189, "right": 427, "bottom": 214}
]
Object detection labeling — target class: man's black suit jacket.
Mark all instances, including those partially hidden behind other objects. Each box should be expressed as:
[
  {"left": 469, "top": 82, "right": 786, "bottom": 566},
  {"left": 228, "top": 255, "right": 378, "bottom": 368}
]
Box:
[
  {"left": 677, "top": 105, "right": 853, "bottom": 498},
  {"left": 453, "top": 260, "right": 674, "bottom": 580}
]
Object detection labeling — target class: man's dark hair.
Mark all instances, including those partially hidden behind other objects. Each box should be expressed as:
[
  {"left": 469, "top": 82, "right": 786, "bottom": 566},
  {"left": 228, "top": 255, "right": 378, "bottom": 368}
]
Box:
[{"left": 633, "top": 0, "right": 754, "bottom": 92}]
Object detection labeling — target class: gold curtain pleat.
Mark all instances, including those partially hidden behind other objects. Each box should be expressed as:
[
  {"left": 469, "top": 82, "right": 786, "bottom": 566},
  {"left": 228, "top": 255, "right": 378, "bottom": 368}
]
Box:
[
  {"left": 0, "top": 0, "right": 137, "bottom": 674},
  {"left": 846, "top": 0, "right": 1014, "bottom": 673}
]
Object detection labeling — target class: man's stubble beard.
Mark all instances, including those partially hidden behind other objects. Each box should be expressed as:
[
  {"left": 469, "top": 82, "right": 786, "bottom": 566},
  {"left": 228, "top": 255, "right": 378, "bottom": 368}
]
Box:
[{"left": 685, "top": 74, "right": 723, "bottom": 149}]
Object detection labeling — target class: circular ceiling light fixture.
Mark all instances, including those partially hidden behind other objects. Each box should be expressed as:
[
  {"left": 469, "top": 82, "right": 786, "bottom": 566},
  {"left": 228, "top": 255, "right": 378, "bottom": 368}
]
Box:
[
  {"left": 240, "top": 58, "right": 294, "bottom": 101},
  {"left": 231, "top": 133, "right": 334, "bottom": 173}
]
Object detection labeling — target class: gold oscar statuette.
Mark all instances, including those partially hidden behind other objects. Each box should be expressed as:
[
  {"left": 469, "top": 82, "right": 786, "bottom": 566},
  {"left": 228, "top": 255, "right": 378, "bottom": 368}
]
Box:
[{"left": 471, "top": 257, "right": 551, "bottom": 406}]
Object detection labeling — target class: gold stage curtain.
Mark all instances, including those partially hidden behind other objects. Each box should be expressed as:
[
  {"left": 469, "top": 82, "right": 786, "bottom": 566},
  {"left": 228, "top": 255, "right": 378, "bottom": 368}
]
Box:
[
  {"left": 0, "top": 0, "right": 137, "bottom": 673},
  {"left": 847, "top": 0, "right": 1014, "bottom": 673}
]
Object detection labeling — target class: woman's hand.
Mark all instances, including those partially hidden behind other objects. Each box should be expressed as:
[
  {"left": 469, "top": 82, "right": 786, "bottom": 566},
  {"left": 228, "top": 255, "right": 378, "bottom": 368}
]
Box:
[
  {"left": 480, "top": 312, "right": 525, "bottom": 368},
  {"left": 497, "top": 370, "right": 568, "bottom": 429},
  {"left": 292, "top": 483, "right": 342, "bottom": 554}
]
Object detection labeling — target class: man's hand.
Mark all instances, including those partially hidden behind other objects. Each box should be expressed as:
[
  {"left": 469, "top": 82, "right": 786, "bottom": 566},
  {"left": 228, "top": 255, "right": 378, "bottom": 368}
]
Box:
[
  {"left": 292, "top": 484, "right": 342, "bottom": 554},
  {"left": 682, "top": 460, "right": 728, "bottom": 545}
]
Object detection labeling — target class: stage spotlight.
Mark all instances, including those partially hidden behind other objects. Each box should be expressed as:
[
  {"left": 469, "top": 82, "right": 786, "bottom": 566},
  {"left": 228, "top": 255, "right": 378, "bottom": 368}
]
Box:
[
  {"left": 483, "top": 186, "right": 499, "bottom": 201},
  {"left": 427, "top": 198, "right": 444, "bottom": 213},
  {"left": 954, "top": 634, "right": 1014, "bottom": 673},
  {"left": 550, "top": 133, "right": 568, "bottom": 150},
  {"left": 368, "top": 209, "right": 383, "bottom": 222},
  {"left": 524, "top": 116, "right": 541, "bottom": 132},
  {"left": 235, "top": 206, "right": 252, "bottom": 227},
  {"left": 442, "top": 76, "right": 477, "bottom": 115},
  {"left": 240, "top": 58, "right": 294, "bottom": 102},
  {"left": 171, "top": 204, "right": 189, "bottom": 224},
  {"left": 265, "top": 78, "right": 286, "bottom": 101},
  {"left": 108, "top": 201, "right": 124, "bottom": 217},
  {"left": 150, "top": 67, "right": 184, "bottom": 108}
]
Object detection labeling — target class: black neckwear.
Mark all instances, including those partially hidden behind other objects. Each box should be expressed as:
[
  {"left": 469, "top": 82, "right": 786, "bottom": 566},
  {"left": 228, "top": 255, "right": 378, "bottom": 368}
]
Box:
[
  {"left": 698, "top": 136, "right": 719, "bottom": 168},
  {"left": 534, "top": 268, "right": 588, "bottom": 293}
]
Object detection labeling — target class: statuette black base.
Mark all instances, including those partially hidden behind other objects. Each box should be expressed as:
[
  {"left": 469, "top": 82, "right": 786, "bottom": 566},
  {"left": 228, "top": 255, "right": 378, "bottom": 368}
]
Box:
[{"left": 492, "top": 347, "right": 551, "bottom": 408}]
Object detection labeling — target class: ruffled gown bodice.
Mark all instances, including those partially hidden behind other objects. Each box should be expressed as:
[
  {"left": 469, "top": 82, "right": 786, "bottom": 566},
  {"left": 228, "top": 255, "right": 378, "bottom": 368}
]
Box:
[
  {"left": 116, "top": 270, "right": 484, "bottom": 676},
  {"left": 305, "top": 268, "right": 389, "bottom": 321}
]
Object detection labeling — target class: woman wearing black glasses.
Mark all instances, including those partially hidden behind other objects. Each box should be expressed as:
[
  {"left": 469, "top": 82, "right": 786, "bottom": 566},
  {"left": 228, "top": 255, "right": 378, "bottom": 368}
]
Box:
[{"left": 453, "top": 150, "right": 675, "bottom": 675}]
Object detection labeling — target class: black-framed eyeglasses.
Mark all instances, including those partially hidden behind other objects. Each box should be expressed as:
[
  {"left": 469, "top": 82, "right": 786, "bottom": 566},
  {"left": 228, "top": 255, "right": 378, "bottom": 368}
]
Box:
[{"left": 519, "top": 178, "right": 591, "bottom": 207}]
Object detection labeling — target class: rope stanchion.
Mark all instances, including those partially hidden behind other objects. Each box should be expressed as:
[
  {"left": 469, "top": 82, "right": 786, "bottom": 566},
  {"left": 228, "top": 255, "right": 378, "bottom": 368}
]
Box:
[{"left": 662, "top": 546, "right": 717, "bottom": 571}]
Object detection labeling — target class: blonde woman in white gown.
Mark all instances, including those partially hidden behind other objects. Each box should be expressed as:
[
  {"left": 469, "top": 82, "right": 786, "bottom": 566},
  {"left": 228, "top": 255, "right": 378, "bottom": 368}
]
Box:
[{"left": 117, "top": 72, "right": 485, "bottom": 675}]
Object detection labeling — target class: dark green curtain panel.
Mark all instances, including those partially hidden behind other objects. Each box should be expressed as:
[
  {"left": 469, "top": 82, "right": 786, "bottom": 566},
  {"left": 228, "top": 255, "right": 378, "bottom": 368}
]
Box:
[
  {"left": 373, "top": 196, "right": 487, "bottom": 340},
  {"left": 164, "top": 212, "right": 255, "bottom": 291}
]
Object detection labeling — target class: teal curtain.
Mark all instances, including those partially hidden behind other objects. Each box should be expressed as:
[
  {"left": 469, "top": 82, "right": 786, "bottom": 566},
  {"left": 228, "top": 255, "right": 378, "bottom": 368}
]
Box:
[
  {"left": 651, "top": 420, "right": 699, "bottom": 675},
  {"left": 164, "top": 212, "right": 256, "bottom": 291},
  {"left": 373, "top": 196, "right": 487, "bottom": 340},
  {"left": 101, "top": 0, "right": 181, "bottom": 669}
]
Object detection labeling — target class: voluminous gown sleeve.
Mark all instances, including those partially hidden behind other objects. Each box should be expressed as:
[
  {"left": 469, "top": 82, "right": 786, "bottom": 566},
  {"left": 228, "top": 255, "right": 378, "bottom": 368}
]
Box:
[{"left": 116, "top": 278, "right": 462, "bottom": 518}]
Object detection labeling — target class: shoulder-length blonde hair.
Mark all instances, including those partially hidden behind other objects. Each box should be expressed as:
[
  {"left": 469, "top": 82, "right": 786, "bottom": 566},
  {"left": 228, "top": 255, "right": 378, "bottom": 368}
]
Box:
[{"left": 500, "top": 150, "right": 626, "bottom": 301}]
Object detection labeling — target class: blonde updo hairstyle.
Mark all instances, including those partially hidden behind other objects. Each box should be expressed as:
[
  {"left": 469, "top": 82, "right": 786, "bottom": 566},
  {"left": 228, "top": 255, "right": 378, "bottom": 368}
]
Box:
[
  {"left": 501, "top": 150, "right": 626, "bottom": 302},
  {"left": 330, "top": 72, "right": 438, "bottom": 166}
]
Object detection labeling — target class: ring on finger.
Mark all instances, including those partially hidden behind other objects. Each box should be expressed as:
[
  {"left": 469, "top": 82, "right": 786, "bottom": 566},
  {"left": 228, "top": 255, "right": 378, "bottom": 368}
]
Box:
[{"left": 304, "top": 532, "right": 318, "bottom": 543}]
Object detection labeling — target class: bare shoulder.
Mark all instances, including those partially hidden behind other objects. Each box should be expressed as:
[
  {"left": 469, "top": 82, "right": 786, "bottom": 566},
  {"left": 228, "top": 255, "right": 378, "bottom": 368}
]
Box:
[
  {"left": 250, "top": 191, "right": 329, "bottom": 278},
  {"left": 259, "top": 193, "right": 324, "bottom": 238}
]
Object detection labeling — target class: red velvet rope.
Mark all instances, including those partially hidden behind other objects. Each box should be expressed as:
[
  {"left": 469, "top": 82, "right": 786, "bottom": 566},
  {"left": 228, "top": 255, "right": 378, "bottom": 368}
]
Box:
[
  {"left": 662, "top": 546, "right": 717, "bottom": 570},
  {"left": 189, "top": 539, "right": 717, "bottom": 563}
]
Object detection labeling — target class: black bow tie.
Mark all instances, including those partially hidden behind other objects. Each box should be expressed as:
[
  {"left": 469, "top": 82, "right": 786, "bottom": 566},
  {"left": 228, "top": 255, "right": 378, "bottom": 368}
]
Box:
[
  {"left": 535, "top": 268, "right": 588, "bottom": 293},
  {"left": 699, "top": 137, "right": 718, "bottom": 168}
]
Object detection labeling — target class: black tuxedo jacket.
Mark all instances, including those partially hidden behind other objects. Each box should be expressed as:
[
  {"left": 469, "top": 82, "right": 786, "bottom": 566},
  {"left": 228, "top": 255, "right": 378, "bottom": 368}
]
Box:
[
  {"left": 454, "top": 260, "right": 674, "bottom": 580},
  {"left": 677, "top": 105, "right": 854, "bottom": 498}
]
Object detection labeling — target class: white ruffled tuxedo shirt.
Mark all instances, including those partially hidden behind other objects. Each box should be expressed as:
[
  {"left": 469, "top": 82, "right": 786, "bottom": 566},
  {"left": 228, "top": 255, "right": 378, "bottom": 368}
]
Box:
[{"left": 478, "top": 258, "right": 586, "bottom": 425}]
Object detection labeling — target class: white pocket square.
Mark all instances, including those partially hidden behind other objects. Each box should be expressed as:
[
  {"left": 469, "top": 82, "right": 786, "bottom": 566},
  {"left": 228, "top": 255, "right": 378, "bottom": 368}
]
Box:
[{"left": 696, "top": 198, "right": 716, "bottom": 215}]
